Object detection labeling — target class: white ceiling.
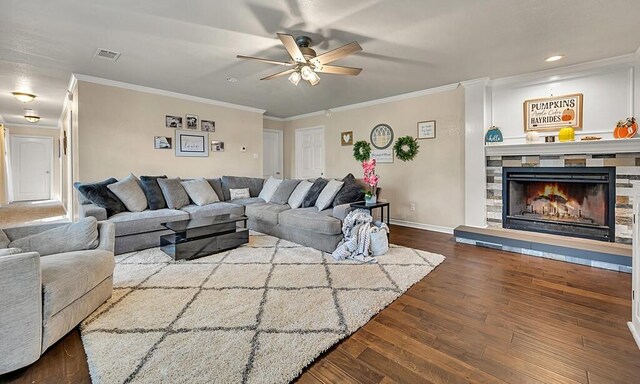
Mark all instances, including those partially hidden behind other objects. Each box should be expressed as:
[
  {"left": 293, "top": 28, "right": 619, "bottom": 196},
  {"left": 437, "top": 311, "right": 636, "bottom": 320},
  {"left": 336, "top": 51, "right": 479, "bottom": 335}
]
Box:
[{"left": 1, "top": 0, "right": 639, "bottom": 126}]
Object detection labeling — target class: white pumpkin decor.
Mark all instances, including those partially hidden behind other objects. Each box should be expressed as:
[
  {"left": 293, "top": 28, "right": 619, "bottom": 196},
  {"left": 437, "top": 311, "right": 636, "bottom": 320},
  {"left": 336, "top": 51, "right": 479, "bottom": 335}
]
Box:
[{"left": 525, "top": 131, "right": 540, "bottom": 144}]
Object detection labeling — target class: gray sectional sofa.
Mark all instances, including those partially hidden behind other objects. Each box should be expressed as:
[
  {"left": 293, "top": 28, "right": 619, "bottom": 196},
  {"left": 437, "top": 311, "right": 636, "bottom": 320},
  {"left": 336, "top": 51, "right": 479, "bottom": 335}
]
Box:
[{"left": 80, "top": 176, "right": 354, "bottom": 254}]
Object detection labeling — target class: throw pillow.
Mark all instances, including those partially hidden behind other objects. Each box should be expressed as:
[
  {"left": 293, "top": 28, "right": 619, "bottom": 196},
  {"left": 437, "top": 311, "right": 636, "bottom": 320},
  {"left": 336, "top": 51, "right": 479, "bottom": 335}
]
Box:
[
  {"left": 270, "top": 179, "right": 301, "bottom": 204},
  {"left": 8, "top": 217, "right": 99, "bottom": 257},
  {"left": 107, "top": 174, "right": 148, "bottom": 212},
  {"left": 206, "top": 178, "right": 225, "bottom": 201},
  {"left": 302, "top": 178, "right": 329, "bottom": 208},
  {"left": 73, "top": 182, "right": 91, "bottom": 205},
  {"left": 332, "top": 173, "right": 365, "bottom": 206},
  {"left": 0, "top": 229, "right": 9, "bottom": 248},
  {"left": 258, "top": 176, "right": 282, "bottom": 202},
  {"left": 76, "top": 178, "right": 127, "bottom": 216},
  {"left": 0, "top": 248, "right": 23, "bottom": 256},
  {"left": 181, "top": 178, "right": 220, "bottom": 206},
  {"left": 140, "top": 175, "right": 168, "bottom": 210},
  {"left": 315, "top": 179, "right": 344, "bottom": 211},
  {"left": 157, "top": 178, "right": 190, "bottom": 209},
  {"left": 287, "top": 180, "right": 313, "bottom": 209},
  {"left": 230, "top": 188, "right": 250, "bottom": 200}
]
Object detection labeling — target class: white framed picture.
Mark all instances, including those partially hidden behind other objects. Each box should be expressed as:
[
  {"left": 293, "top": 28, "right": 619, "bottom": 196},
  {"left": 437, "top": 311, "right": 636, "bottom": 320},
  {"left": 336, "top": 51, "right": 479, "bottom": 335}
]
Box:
[
  {"left": 154, "top": 136, "right": 172, "bottom": 149},
  {"left": 211, "top": 140, "right": 224, "bottom": 152},
  {"left": 175, "top": 130, "right": 208, "bottom": 157},
  {"left": 186, "top": 114, "right": 198, "bottom": 129},
  {"left": 201, "top": 120, "right": 215, "bottom": 132},
  {"left": 417, "top": 120, "right": 436, "bottom": 139},
  {"left": 165, "top": 115, "right": 182, "bottom": 129}
]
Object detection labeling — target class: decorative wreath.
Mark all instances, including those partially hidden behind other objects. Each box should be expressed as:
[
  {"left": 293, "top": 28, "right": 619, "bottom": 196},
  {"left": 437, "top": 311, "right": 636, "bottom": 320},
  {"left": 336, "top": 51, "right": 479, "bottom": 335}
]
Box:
[
  {"left": 353, "top": 140, "right": 371, "bottom": 162},
  {"left": 393, "top": 136, "right": 419, "bottom": 161}
]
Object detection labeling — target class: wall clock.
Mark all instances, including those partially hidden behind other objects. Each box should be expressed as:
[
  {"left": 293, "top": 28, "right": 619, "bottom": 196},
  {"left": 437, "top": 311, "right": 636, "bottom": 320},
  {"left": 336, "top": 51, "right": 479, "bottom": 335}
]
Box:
[{"left": 370, "top": 123, "right": 394, "bottom": 149}]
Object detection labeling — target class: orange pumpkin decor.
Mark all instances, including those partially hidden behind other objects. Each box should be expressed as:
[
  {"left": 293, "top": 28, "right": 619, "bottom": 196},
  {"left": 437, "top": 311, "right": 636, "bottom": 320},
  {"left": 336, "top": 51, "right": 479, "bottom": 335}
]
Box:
[
  {"left": 613, "top": 117, "right": 638, "bottom": 139},
  {"left": 561, "top": 108, "right": 575, "bottom": 122}
]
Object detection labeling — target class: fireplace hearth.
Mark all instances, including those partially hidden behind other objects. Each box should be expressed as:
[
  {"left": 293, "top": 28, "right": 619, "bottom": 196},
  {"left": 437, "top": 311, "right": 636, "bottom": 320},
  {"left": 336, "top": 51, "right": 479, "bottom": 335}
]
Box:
[{"left": 502, "top": 167, "right": 616, "bottom": 242}]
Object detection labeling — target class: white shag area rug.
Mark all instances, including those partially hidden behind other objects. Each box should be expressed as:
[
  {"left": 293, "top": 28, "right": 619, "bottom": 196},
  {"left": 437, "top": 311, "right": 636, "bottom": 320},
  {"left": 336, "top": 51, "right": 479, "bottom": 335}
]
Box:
[{"left": 80, "top": 232, "right": 445, "bottom": 384}]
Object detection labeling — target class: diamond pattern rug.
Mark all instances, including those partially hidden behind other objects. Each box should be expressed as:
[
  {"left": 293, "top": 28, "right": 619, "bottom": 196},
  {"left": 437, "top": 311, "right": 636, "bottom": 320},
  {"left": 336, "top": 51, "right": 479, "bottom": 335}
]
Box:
[{"left": 80, "top": 232, "right": 445, "bottom": 384}]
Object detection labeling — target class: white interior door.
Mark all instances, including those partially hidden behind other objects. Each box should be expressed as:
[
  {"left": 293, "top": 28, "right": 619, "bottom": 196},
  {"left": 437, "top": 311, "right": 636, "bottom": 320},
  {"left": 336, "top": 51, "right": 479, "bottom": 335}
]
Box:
[
  {"left": 263, "top": 130, "right": 283, "bottom": 178},
  {"left": 296, "top": 126, "right": 324, "bottom": 179},
  {"left": 10, "top": 135, "right": 52, "bottom": 201},
  {"left": 630, "top": 198, "right": 640, "bottom": 349}
]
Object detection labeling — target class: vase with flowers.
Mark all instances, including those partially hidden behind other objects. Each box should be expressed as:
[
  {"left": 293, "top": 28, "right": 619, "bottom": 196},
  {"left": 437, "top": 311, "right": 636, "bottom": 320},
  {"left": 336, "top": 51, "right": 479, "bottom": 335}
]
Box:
[{"left": 362, "top": 158, "right": 379, "bottom": 205}]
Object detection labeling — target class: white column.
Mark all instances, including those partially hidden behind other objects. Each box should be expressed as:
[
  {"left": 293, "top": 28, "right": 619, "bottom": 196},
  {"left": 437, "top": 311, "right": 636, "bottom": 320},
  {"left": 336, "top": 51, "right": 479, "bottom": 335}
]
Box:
[{"left": 462, "top": 78, "right": 491, "bottom": 227}]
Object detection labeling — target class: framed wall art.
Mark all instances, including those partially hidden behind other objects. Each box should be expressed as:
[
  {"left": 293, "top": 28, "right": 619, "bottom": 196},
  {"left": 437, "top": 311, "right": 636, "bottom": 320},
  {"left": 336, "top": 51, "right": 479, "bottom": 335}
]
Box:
[
  {"left": 523, "top": 93, "right": 583, "bottom": 132},
  {"left": 341, "top": 131, "right": 353, "bottom": 146},
  {"left": 175, "top": 130, "right": 208, "bottom": 157},
  {"left": 154, "top": 136, "right": 172, "bottom": 149},
  {"left": 201, "top": 120, "right": 215, "bottom": 132},
  {"left": 211, "top": 141, "right": 225, "bottom": 152},
  {"left": 186, "top": 114, "right": 198, "bottom": 129},
  {"left": 417, "top": 120, "right": 436, "bottom": 139},
  {"left": 370, "top": 123, "right": 394, "bottom": 163},
  {"left": 165, "top": 115, "right": 182, "bottom": 129}
]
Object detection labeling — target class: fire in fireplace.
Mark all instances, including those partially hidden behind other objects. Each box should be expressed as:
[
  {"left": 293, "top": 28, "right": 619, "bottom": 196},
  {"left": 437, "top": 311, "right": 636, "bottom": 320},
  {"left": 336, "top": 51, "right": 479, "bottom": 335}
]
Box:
[{"left": 502, "top": 167, "right": 615, "bottom": 242}]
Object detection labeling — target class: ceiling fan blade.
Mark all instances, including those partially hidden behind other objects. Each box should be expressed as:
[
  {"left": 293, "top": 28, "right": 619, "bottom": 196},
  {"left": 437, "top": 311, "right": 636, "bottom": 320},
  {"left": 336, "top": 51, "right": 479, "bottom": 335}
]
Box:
[
  {"left": 277, "top": 33, "right": 306, "bottom": 63},
  {"left": 260, "top": 68, "right": 297, "bottom": 80},
  {"left": 236, "top": 55, "right": 293, "bottom": 66},
  {"left": 314, "top": 41, "right": 362, "bottom": 65},
  {"left": 315, "top": 65, "right": 362, "bottom": 76}
]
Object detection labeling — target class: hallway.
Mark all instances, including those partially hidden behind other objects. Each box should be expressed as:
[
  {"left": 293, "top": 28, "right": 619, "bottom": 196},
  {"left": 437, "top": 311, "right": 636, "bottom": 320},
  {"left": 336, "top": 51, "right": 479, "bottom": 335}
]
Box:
[{"left": 0, "top": 200, "right": 68, "bottom": 228}]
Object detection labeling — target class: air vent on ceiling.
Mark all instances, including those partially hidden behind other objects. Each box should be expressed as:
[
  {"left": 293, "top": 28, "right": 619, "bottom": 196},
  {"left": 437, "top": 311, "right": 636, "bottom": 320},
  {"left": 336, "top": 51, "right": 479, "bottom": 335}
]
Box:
[{"left": 94, "top": 48, "right": 121, "bottom": 61}]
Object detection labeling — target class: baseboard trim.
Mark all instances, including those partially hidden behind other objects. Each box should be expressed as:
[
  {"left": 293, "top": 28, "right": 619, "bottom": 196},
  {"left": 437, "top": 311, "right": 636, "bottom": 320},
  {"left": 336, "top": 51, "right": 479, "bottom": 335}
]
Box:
[
  {"left": 628, "top": 322, "right": 640, "bottom": 350},
  {"left": 389, "top": 219, "right": 454, "bottom": 234}
]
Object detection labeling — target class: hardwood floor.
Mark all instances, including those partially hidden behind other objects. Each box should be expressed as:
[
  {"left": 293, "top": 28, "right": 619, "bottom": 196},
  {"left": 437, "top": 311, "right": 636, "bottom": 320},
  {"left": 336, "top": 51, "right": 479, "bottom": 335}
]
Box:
[{"left": 2, "top": 226, "right": 639, "bottom": 384}]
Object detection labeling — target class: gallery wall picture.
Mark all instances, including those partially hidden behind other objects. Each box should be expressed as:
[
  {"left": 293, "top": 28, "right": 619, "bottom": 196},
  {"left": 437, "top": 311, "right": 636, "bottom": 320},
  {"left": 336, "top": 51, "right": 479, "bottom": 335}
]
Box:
[
  {"left": 154, "top": 136, "right": 172, "bottom": 149},
  {"left": 211, "top": 140, "right": 225, "bottom": 152},
  {"left": 186, "top": 114, "right": 199, "bottom": 129},
  {"left": 175, "top": 130, "right": 209, "bottom": 157},
  {"left": 201, "top": 120, "right": 215, "bottom": 132},
  {"left": 341, "top": 131, "right": 353, "bottom": 146},
  {"left": 166, "top": 115, "right": 182, "bottom": 129},
  {"left": 417, "top": 120, "right": 436, "bottom": 139}
]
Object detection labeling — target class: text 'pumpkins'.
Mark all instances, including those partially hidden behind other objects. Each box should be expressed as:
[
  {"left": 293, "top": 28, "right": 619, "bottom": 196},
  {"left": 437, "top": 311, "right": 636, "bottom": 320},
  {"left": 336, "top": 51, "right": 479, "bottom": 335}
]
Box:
[{"left": 613, "top": 117, "right": 637, "bottom": 139}]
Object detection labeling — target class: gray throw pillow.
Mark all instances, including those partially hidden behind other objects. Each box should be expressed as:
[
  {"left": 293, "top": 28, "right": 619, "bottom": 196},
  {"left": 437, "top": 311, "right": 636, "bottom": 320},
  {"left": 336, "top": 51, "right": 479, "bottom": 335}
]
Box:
[
  {"left": 76, "top": 178, "right": 127, "bottom": 216},
  {"left": 181, "top": 178, "right": 220, "bottom": 206},
  {"left": 315, "top": 179, "right": 344, "bottom": 211},
  {"left": 107, "top": 174, "right": 148, "bottom": 212},
  {"left": 230, "top": 188, "right": 250, "bottom": 200},
  {"left": 333, "top": 173, "right": 365, "bottom": 206},
  {"left": 140, "top": 175, "right": 167, "bottom": 210},
  {"left": 258, "top": 176, "right": 282, "bottom": 202},
  {"left": 270, "top": 179, "right": 300, "bottom": 205},
  {"left": 206, "top": 178, "right": 225, "bottom": 201},
  {"left": 302, "top": 178, "right": 329, "bottom": 208},
  {"left": 8, "top": 217, "right": 99, "bottom": 257},
  {"left": 0, "top": 247, "right": 23, "bottom": 256},
  {"left": 157, "top": 178, "right": 190, "bottom": 209},
  {"left": 288, "top": 180, "right": 313, "bottom": 209},
  {"left": 0, "top": 229, "right": 9, "bottom": 248}
]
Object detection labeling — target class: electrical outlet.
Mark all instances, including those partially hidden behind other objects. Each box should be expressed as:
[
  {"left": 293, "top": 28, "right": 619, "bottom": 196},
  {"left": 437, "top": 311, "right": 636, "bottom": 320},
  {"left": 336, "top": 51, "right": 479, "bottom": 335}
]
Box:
[
  {"left": 253, "top": 153, "right": 259, "bottom": 159},
  {"left": 410, "top": 202, "right": 416, "bottom": 211}
]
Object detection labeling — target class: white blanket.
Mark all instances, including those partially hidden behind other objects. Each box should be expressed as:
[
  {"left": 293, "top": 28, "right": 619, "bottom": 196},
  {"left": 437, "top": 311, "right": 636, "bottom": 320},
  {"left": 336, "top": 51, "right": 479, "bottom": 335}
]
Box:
[{"left": 332, "top": 209, "right": 388, "bottom": 263}]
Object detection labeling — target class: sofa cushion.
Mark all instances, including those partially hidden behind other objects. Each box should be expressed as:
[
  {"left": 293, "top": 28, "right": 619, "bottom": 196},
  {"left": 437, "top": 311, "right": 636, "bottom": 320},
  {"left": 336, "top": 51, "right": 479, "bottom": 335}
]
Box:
[
  {"left": 288, "top": 180, "right": 313, "bottom": 209},
  {"left": 258, "top": 176, "right": 282, "bottom": 202},
  {"left": 76, "top": 178, "right": 127, "bottom": 216},
  {"left": 246, "top": 203, "right": 290, "bottom": 225},
  {"left": 270, "top": 179, "right": 300, "bottom": 205},
  {"left": 333, "top": 173, "right": 365, "bottom": 206},
  {"left": 0, "top": 247, "right": 23, "bottom": 256},
  {"left": 107, "top": 174, "right": 148, "bottom": 212},
  {"left": 157, "top": 178, "right": 190, "bottom": 209},
  {"left": 302, "top": 178, "right": 329, "bottom": 208},
  {"left": 40, "top": 249, "right": 115, "bottom": 322},
  {"left": 180, "top": 202, "right": 244, "bottom": 219},
  {"left": 206, "top": 178, "right": 225, "bottom": 201},
  {"left": 9, "top": 217, "right": 100, "bottom": 257},
  {"left": 315, "top": 179, "right": 344, "bottom": 211},
  {"left": 278, "top": 207, "right": 342, "bottom": 235},
  {"left": 181, "top": 178, "right": 220, "bottom": 206},
  {"left": 108, "top": 209, "right": 189, "bottom": 236},
  {"left": 230, "top": 197, "right": 266, "bottom": 206},
  {"left": 221, "top": 176, "right": 264, "bottom": 200},
  {"left": 140, "top": 175, "right": 167, "bottom": 210}
]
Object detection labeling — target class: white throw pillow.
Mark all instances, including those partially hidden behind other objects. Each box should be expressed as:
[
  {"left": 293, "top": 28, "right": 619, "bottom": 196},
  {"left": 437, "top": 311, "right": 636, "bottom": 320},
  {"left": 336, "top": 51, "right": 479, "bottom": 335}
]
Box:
[
  {"left": 230, "top": 188, "right": 250, "bottom": 200},
  {"left": 315, "top": 179, "right": 344, "bottom": 211},
  {"left": 180, "top": 178, "right": 220, "bottom": 206},
  {"left": 258, "top": 176, "right": 282, "bottom": 202},
  {"left": 107, "top": 174, "right": 148, "bottom": 212},
  {"left": 287, "top": 180, "right": 313, "bottom": 209}
]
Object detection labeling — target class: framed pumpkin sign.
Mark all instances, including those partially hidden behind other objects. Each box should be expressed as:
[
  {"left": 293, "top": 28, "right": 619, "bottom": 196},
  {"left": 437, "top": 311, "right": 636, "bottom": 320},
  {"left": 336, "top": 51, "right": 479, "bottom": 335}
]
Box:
[{"left": 523, "top": 93, "right": 583, "bottom": 132}]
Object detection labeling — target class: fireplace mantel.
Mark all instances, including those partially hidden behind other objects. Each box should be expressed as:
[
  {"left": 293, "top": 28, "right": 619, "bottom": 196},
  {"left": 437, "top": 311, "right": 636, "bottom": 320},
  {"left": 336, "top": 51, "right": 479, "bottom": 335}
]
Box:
[{"left": 485, "top": 138, "right": 640, "bottom": 156}]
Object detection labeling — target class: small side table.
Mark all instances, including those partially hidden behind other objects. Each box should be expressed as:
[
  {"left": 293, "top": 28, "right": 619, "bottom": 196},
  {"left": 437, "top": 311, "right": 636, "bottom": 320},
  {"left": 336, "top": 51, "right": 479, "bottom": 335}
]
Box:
[{"left": 350, "top": 201, "right": 390, "bottom": 227}]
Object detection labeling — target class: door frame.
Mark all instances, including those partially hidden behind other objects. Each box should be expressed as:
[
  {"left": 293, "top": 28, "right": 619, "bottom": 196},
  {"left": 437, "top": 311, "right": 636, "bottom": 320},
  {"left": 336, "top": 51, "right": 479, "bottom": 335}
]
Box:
[
  {"left": 295, "top": 125, "right": 325, "bottom": 179},
  {"left": 9, "top": 134, "right": 54, "bottom": 202},
  {"left": 629, "top": 195, "right": 640, "bottom": 349},
  {"left": 263, "top": 129, "right": 284, "bottom": 178}
]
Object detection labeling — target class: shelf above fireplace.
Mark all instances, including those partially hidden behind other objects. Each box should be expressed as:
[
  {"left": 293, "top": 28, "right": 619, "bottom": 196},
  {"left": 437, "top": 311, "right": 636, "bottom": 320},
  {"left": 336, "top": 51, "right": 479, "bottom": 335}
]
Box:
[{"left": 485, "top": 138, "right": 640, "bottom": 156}]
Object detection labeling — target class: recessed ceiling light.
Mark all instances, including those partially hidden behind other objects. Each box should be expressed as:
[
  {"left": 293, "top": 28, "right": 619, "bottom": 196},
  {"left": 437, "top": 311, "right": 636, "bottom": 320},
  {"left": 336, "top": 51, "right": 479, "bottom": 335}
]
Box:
[
  {"left": 12, "top": 91, "right": 36, "bottom": 103},
  {"left": 226, "top": 77, "right": 238, "bottom": 83},
  {"left": 545, "top": 55, "right": 564, "bottom": 62}
]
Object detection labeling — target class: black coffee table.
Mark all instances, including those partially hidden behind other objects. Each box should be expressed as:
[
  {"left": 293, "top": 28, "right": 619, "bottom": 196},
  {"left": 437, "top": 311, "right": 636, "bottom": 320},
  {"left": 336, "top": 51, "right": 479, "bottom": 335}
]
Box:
[{"left": 160, "top": 214, "right": 248, "bottom": 260}]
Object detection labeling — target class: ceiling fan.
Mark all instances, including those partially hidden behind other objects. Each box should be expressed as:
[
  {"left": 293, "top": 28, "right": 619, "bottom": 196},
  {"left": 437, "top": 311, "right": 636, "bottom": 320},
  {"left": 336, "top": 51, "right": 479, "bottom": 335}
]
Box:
[{"left": 237, "top": 33, "right": 362, "bottom": 86}]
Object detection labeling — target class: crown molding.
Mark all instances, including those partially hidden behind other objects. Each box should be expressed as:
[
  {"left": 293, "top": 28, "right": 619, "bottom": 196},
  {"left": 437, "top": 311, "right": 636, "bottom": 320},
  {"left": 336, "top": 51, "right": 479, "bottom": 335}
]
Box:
[
  {"left": 460, "top": 77, "right": 490, "bottom": 88},
  {"left": 4, "top": 122, "right": 59, "bottom": 130},
  {"left": 71, "top": 74, "right": 266, "bottom": 114},
  {"left": 263, "top": 115, "right": 286, "bottom": 122}
]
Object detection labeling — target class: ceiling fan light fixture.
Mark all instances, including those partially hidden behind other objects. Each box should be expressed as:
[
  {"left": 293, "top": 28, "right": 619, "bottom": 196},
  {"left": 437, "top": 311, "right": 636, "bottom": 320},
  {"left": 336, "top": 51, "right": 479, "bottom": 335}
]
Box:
[
  {"left": 308, "top": 73, "right": 320, "bottom": 86},
  {"left": 12, "top": 91, "right": 36, "bottom": 103},
  {"left": 300, "top": 65, "right": 314, "bottom": 81},
  {"left": 288, "top": 71, "right": 301, "bottom": 86}
]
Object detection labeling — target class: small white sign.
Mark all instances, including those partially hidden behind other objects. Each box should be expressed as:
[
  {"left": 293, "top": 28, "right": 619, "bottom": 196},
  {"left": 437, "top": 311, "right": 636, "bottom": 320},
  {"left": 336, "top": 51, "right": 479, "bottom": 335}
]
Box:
[{"left": 371, "top": 148, "right": 393, "bottom": 163}]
